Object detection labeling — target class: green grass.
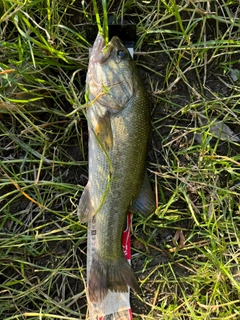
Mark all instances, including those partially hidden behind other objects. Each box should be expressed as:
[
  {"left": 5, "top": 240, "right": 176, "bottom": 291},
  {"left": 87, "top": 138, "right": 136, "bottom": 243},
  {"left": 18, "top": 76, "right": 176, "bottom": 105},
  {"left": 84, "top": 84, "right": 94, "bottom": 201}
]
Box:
[{"left": 1, "top": 0, "right": 240, "bottom": 319}]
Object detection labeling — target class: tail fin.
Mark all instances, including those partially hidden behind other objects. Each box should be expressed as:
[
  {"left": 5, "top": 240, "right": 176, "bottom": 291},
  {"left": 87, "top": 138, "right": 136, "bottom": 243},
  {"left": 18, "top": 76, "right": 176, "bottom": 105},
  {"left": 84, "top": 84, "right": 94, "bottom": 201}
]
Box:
[{"left": 88, "top": 252, "right": 140, "bottom": 303}]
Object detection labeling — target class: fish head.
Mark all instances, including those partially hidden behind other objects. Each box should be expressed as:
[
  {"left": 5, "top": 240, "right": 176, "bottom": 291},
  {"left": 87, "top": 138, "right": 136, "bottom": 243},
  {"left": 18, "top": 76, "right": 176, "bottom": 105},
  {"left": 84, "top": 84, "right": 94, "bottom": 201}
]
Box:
[{"left": 87, "top": 33, "right": 135, "bottom": 111}]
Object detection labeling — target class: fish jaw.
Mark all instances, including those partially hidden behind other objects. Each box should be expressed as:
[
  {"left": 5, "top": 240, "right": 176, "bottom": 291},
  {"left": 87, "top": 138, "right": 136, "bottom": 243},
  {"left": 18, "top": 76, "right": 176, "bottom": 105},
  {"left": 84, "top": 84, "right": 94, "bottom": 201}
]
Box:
[
  {"left": 90, "top": 33, "right": 113, "bottom": 63},
  {"left": 86, "top": 34, "right": 134, "bottom": 111}
]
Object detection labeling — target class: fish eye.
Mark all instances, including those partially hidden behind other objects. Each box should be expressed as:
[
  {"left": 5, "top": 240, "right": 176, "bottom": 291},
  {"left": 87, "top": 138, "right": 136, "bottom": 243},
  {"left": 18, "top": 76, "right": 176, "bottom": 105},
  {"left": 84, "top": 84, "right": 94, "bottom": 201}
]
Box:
[{"left": 117, "top": 50, "right": 125, "bottom": 59}]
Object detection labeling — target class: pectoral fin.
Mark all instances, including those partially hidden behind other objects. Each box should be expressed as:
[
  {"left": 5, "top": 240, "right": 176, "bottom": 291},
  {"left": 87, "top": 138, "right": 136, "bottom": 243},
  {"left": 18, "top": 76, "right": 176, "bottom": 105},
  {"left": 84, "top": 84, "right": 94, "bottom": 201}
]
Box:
[
  {"left": 94, "top": 110, "right": 113, "bottom": 151},
  {"left": 78, "top": 182, "right": 94, "bottom": 223},
  {"left": 130, "top": 172, "right": 155, "bottom": 216}
]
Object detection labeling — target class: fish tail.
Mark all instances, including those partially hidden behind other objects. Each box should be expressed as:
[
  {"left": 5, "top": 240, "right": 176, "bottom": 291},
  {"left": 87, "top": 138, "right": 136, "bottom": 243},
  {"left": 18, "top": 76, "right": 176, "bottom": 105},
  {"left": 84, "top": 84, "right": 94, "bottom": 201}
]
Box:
[{"left": 88, "top": 252, "right": 140, "bottom": 303}]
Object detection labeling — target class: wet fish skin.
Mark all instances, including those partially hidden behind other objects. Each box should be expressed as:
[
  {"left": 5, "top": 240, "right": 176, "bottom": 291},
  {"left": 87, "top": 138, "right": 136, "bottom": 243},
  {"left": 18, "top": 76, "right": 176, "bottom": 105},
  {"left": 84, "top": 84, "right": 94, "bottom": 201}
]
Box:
[{"left": 78, "top": 33, "right": 155, "bottom": 303}]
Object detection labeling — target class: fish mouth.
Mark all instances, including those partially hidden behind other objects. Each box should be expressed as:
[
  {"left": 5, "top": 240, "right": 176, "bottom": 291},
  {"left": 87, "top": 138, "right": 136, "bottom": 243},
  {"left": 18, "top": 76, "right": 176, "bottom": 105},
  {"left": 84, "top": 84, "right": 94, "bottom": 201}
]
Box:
[
  {"left": 109, "top": 36, "right": 124, "bottom": 48},
  {"left": 90, "top": 33, "right": 113, "bottom": 64}
]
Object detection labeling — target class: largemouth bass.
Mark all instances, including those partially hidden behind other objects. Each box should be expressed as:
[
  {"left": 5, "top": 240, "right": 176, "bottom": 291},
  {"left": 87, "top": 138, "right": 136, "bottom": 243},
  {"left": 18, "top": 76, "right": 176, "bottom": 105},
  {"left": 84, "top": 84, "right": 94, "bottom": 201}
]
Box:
[{"left": 78, "top": 33, "right": 155, "bottom": 303}]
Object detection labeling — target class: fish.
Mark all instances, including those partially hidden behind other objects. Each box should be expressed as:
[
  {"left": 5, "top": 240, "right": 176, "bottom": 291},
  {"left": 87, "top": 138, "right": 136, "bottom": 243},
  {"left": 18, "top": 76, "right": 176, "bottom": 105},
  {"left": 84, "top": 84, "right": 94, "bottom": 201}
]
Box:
[{"left": 78, "top": 33, "right": 155, "bottom": 303}]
